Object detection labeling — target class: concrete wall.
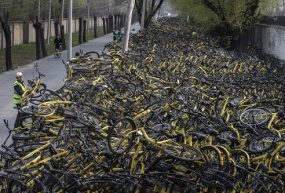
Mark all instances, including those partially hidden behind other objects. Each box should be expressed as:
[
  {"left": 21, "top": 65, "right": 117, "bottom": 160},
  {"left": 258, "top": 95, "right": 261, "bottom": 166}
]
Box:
[
  {"left": 13, "top": 23, "right": 23, "bottom": 45},
  {"left": 255, "top": 24, "right": 285, "bottom": 60},
  {"left": 0, "top": 17, "right": 102, "bottom": 49}
]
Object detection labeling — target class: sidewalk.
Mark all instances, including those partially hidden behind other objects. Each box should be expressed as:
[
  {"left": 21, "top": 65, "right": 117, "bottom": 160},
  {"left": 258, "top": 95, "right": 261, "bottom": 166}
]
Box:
[{"left": 0, "top": 23, "right": 140, "bottom": 145}]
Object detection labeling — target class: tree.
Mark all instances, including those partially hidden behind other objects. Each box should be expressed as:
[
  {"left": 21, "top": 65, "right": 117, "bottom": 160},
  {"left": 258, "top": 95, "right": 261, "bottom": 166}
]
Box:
[
  {"left": 135, "top": 0, "right": 165, "bottom": 28},
  {"left": 0, "top": 11, "right": 12, "bottom": 70},
  {"left": 79, "top": 17, "right": 83, "bottom": 44},
  {"left": 31, "top": 16, "right": 43, "bottom": 59},
  {"left": 83, "top": 19, "right": 87, "bottom": 42},
  {"left": 169, "top": 0, "right": 278, "bottom": 49}
]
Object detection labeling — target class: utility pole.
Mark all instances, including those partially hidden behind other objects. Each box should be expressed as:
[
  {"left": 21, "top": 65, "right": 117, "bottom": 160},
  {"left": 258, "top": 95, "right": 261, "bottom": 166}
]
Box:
[
  {"left": 47, "top": 0, "right": 52, "bottom": 45},
  {"left": 67, "top": 0, "right": 73, "bottom": 61},
  {"left": 141, "top": 0, "right": 146, "bottom": 30},
  {"left": 122, "top": 0, "right": 135, "bottom": 53}
]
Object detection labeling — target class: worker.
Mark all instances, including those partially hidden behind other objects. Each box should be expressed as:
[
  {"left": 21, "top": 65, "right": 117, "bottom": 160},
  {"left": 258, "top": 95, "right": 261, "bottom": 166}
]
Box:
[
  {"left": 113, "top": 29, "right": 120, "bottom": 41},
  {"left": 13, "top": 72, "right": 28, "bottom": 128},
  {"left": 54, "top": 35, "right": 63, "bottom": 58}
]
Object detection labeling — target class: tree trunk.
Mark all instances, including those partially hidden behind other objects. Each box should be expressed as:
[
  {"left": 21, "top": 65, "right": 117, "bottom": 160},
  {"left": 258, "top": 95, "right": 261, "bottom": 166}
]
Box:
[
  {"left": 60, "top": 25, "right": 66, "bottom": 50},
  {"left": 79, "top": 17, "right": 83, "bottom": 44},
  {"left": 32, "top": 17, "right": 42, "bottom": 59},
  {"left": 112, "top": 15, "right": 114, "bottom": 31},
  {"left": 135, "top": 0, "right": 164, "bottom": 28},
  {"left": 83, "top": 20, "right": 87, "bottom": 42},
  {"left": 102, "top": 17, "right": 106, "bottom": 35},
  {"left": 123, "top": 0, "right": 135, "bottom": 53},
  {"left": 40, "top": 27, "right": 48, "bottom": 57},
  {"left": 117, "top": 15, "right": 120, "bottom": 28},
  {"left": 4, "top": 30, "right": 12, "bottom": 70},
  {"left": 109, "top": 15, "right": 113, "bottom": 32},
  {"left": 35, "top": 29, "right": 41, "bottom": 59},
  {"left": 114, "top": 14, "right": 117, "bottom": 29},
  {"left": 140, "top": 0, "right": 146, "bottom": 30},
  {"left": 54, "top": 18, "right": 60, "bottom": 37},
  {"left": 123, "top": 15, "right": 127, "bottom": 26},
  {"left": 120, "top": 15, "right": 123, "bottom": 28},
  {"left": 0, "top": 12, "right": 12, "bottom": 71},
  {"left": 94, "top": 16, "right": 97, "bottom": 38},
  {"left": 106, "top": 18, "right": 109, "bottom": 33}
]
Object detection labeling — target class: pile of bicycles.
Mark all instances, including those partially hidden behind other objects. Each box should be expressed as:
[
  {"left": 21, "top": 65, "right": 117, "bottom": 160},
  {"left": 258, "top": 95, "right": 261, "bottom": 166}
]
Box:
[{"left": 0, "top": 17, "right": 284, "bottom": 192}]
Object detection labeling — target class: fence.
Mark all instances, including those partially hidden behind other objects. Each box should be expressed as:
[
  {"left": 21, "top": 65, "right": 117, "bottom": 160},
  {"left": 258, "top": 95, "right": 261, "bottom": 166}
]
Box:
[
  {"left": 0, "top": 17, "right": 104, "bottom": 49},
  {"left": 246, "top": 24, "right": 285, "bottom": 61},
  {"left": 226, "top": 24, "right": 285, "bottom": 61}
]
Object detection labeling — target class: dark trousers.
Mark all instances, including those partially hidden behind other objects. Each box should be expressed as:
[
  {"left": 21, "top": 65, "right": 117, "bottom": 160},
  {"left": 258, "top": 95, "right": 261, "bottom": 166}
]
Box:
[{"left": 14, "top": 104, "right": 24, "bottom": 128}]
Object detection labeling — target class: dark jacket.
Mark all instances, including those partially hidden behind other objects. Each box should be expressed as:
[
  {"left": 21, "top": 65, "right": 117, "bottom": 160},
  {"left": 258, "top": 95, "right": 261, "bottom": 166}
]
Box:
[
  {"left": 54, "top": 37, "right": 62, "bottom": 48},
  {"left": 14, "top": 80, "right": 25, "bottom": 95}
]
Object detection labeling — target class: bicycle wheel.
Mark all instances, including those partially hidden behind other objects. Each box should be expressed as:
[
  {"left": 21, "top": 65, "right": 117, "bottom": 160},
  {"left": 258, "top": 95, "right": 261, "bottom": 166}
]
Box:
[
  {"left": 21, "top": 105, "right": 55, "bottom": 116},
  {"left": 83, "top": 51, "right": 100, "bottom": 59},
  {"left": 32, "top": 83, "right": 47, "bottom": 98},
  {"left": 249, "top": 134, "right": 277, "bottom": 154},
  {"left": 232, "top": 149, "right": 250, "bottom": 167},
  {"left": 41, "top": 89, "right": 64, "bottom": 101},
  {"left": 107, "top": 117, "right": 136, "bottom": 154},
  {"left": 240, "top": 108, "right": 271, "bottom": 126},
  {"left": 20, "top": 115, "right": 34, "bottom": 128},
  {"left": 21, "top": 105, "right": 55, "bottom": 117},
  {"left": 163, "top": 143, "right": 203, "bottom": 162},
  {"left": 200, "top": 145, "right": 223, "bottom": 167}
]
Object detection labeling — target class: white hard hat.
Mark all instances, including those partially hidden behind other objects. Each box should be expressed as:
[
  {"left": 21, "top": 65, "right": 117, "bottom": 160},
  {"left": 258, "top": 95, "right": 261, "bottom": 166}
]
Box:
[{"left": 16, "top": 72, "right": 23, "bottom": 77}]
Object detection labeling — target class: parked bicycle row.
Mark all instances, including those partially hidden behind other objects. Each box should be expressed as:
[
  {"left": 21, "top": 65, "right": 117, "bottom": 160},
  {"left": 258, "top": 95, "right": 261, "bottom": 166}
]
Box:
[{"left": 0, "top": 17, "right": 284, "bottom": 192}]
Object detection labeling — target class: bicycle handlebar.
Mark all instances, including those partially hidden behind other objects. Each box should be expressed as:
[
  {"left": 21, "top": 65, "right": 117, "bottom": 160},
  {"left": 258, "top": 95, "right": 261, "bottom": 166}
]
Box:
[
  {"left": 3, "top": 119, "right": 10, "bottom": 131},
  {"left": 34, "top": 63, "right": 46, "bottom": 79}
]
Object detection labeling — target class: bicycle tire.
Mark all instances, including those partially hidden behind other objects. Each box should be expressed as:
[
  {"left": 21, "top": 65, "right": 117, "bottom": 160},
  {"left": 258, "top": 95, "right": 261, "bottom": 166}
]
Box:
[
  {"left": 107, "top": 117, "right": 136, "bottom": 155},
  {"left": 42, "top": 89, "right": 64, "bottom": 101},
  {"left": 32, "top": 83, "right": 47, "bottom": 98},
  {"left": 240, "top": 108, "right": 271, "bottom": 126},
  {"left": 21, "top": 105, "right": 39, "bottom": 115},
  {"left": 29, "top": 97, "right": 45, "bottom": 105},
  {"left": 232, "top": 149, "right": 250, "bottom": 167},
  {"left": 83, "top": 51, "right": 100, "bottom": 58},
  {"left": 20, "top": 115, "right": 33, "bottom": 128},
  {"left": 249, "top": 134, "right": 277, "bottom": 154},
  {"left": 22, "top": 105, "right": 55, "bottom": 116},
  {"left": 200, "top": 145, "right": 223, "bottom": 167}
]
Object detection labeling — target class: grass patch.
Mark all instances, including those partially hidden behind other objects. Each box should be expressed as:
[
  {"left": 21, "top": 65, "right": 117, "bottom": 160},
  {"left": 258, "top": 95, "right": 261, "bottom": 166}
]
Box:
[{"left": 0, "top": 27, "right": 104, "bottom": 73}]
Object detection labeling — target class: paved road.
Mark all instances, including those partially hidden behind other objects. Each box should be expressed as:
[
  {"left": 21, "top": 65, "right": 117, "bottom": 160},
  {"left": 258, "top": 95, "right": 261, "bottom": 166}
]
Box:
[{"left": 0, "top": 23, "right": 140, "bottom": 145}]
